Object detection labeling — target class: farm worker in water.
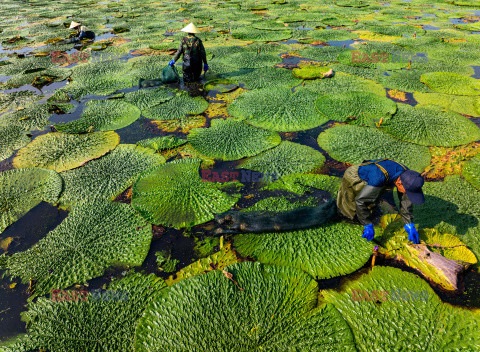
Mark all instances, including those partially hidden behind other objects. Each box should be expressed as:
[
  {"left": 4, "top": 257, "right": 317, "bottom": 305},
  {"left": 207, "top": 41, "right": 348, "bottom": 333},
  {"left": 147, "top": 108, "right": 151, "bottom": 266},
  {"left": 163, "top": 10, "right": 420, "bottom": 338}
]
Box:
[
  {"left": 169, "top": 23, "right": 209, "bottom": 83},
  {"left": 337, "top": 159, "right": 425, "bottom": 244},
  {"left": 67, "top": 21, "right": 95, "bottom": 43}
]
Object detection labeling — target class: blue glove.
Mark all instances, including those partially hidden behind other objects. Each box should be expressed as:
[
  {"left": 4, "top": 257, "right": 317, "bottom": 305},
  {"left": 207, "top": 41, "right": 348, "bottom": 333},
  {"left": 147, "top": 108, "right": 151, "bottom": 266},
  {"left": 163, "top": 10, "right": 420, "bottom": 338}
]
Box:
[
  {"left": 169, "top": 60, "right": 175, "bottom": 66},
  {"left": 204, "top": 63, "right": 209, "bottom": 72},
  {"left": 404, "top": 223, "right": 420, "bottom": 244},
  {"left": 362, "top": 224, "right": 375, "bottom": 241}
]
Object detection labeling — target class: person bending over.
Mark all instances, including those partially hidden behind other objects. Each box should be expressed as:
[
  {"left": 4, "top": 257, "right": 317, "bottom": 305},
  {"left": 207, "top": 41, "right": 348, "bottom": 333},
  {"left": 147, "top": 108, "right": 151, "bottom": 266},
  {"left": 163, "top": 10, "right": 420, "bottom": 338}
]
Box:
[{"left": 337, "top": 159, "right": 425, "bottom": 243}]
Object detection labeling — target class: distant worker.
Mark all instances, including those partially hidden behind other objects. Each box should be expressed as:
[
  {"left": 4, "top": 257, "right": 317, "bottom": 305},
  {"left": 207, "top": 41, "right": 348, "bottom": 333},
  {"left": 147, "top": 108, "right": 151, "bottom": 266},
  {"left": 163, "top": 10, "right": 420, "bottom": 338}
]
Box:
[
  {"left": 337, "top": 159, "right": 425, "bottom": 244},
  {"left": 67, "top": 21, "right": 95, "bottom": 43},
  {"left": 169, "top": 23, "right": 209, "bottom": 83}
]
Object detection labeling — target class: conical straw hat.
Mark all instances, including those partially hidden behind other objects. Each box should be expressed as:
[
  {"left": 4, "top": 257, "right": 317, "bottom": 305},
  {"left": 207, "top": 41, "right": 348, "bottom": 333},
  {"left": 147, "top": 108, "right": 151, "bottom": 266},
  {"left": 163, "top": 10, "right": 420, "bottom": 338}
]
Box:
[
  {"left": 181, "top": 23, "right": 199, "bottom": 34},
  {"left": 69, "top": 21, "right": 81, "bottom": 29}
]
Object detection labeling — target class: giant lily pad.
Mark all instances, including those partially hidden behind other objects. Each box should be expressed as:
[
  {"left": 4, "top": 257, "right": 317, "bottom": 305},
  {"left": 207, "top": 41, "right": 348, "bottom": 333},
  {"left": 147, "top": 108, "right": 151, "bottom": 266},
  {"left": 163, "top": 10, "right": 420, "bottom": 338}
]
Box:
[
  {"left": 463, "top": 155, "right": 480, "bottom": 190},
  {"left": 317, "top": 125, "right": 431, "bottom": 172},
  {"left": 124, "top": 87, "right": 175, "bottom": 111},
  {"left": 218, "top": 52, "right": 282, "bottom": 69},
  {"left": 137, "top": 135, "right": 187, "bottom": 151},
  {"left": 0, "top": 168, "right": 62, "bottom": 234},
  {"left": 0, "top": 200, "right": 152, "bottom": 296},
  {"left": 315, "top": 91, "right": 397, "bottom": 127},
  {"left": 323, "top": 266, "right": 480, "bottom": 351},
  {"left": 379, "top": 70, "right": 434, "bottom": 93},
  {"left": 188, "top": 119, "right": 281, "bottom": 161},
  {"left": 228, "top": 87, "right": 328, "bottom": 132},
  {"left": 304, "top": 72, "right": 385, "bottom": 96},
  {"left": 55, "top": 100, "right": 141, "bottom": 133},
  {"left": 131, "top": 158, "right": 239, "bottom": 228},
  {"left": 21, "top": 273, "right": 165, "bottom": 352},
  {"left": 420, "top": 72, "right": 480, "bottom": 96},
  {"left": 135, "top": 262, "right": 357, "bottom": 352},
  {"left": 234, "top": 67, "right": 302, "bottom": 90},
  {"left": 264, "top": 173, "right": 341, "bottom": 196},
  {"left": 0, "top": 103, "right": 50, "bottom": 131},
  {"left": 59, "top": 144, "right": 165, "bottom": 209},
  {"left": 231, "top": 27, "right": 292, "bottom": 42},
  {"left": 239, "top": 141, "right": 325, "bottom": 179},
  {"left": 413, "top": 92, "right": 480, "bottom": 117},
  {"left": 13, "top": 131, "right": 120, "bottom": 172},
  {"left": 0, "top": 123, "right": 30, "bottom": 162},
  {"left": 142, "top": 91, "right": 208, "bottom": 121},
  {"left": 234, "top": 222, "right": 373, "bottom": 279},
  {"left": 66, "top": 60, "right": 133, "bottom": 98},
  {"left": 381, "top": 104, "right": 480, "bottom": 147}
]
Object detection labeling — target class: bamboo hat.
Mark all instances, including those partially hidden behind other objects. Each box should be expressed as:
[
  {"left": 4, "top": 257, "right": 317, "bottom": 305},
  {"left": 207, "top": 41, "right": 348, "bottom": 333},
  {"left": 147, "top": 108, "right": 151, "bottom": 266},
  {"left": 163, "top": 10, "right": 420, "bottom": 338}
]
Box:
[
  {"left": 69, "top": 21, "right": 81, "bottom": 29},
  {"left": 181, "top": 22, "right": 199, "bottom": 34}
]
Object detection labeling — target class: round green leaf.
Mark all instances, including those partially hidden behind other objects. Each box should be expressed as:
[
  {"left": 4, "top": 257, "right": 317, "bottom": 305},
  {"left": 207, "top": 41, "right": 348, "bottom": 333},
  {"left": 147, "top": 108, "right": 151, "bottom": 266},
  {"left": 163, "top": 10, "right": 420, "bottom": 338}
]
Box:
[
  {"left": 22, "top": 273, "right": 165, "bottom": 352},
  {"left": 218, "top": 52, "right": 282, "bottom": 69},
  {"left": 323, "top": 266, "right": 480, "bottom": 352},
  {"left": 13, "top": 131, "right": 120, "bottom": 172},
  {"left": 234, "top": 67, "right": 302, "bottom": 90},
  {"left": 231, "top": 27, "right": 292, "bottom": 42},
  {"left": 239, "top": 141, "right": 326, "bottom": 179},
  {"left": 413, "top": 92, "right": 480, "bottom": 117},
  {"left": 0, "top": 123, "right": 30, "bottom": 162},
  {"left": 1, "top": 200, "right": 153, "bottom": 296},
  {"left": 135, "top": 262, "right": 357, "bottom": 352},
  {"left": 131, "top": 158, "right": 239, "bottom": 228},
  {"left": 463, "top": 155, "right": 480, "bottom": 190},
  {"left": 420, "top": 72, "right": 480, "bottom": 96},
  {"left": 0, "top": 168, "right": 62, "bottom": 234},
  {"left": 142, "top": 92, "right": 208, "bottom": 121},
  {"left": 59, "top": 144, "right": 165, "bottom": 209},
  {"left": 229, "top": 87, "right": 328, "bottom": 132},
  {"left": 316, "top": 91, "right": 397, "bottom": 127},
  {"left": 124, "top": 87, "right": 175, "bottom": 111},
  {"left": 188, "top": 119, "right": 281, "bottom": 161},
  {"left": 381, "top": 104, "right": 480, "bottom": 147},
  {"left": 136, "top": 135, "right": 187, "bottom": 151},
  {"left": 235, "top": 222, "right": 374, "bottom": 279},
  {"left": 317, "top": 125, "right": 431, "bottom": 172},
  {"left": 55, "top": 100, "right": 141, "bottom": 133},
  {"left": 204, "top": 79, "right": 238, "bottom": 93}
]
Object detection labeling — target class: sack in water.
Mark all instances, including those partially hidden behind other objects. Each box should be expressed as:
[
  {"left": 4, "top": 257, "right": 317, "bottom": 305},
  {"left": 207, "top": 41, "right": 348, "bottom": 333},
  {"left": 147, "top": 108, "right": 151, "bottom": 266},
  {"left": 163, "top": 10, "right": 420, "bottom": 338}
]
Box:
[{"left": 214, "top": 199, "right": 338, "bottom": 234}]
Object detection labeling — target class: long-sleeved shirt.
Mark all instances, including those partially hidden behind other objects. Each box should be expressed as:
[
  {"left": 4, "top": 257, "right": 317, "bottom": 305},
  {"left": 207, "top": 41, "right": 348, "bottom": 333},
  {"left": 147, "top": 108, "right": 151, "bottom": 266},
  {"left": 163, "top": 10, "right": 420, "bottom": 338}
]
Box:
[
  {"left": 172, "top": 35, "right": 207, "bottom": 66},
  {"left": 355, "top": 159, "right": 413, "bottom": 225}
]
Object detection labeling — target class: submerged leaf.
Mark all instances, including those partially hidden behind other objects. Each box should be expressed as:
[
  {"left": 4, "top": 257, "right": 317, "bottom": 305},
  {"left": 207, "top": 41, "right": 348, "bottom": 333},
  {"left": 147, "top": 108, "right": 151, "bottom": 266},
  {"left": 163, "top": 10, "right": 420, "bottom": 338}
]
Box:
[
  {"left": 13, "top": 131, "right": 120, "bottom": 172},
  {"left": 143, "top": 91, "right": 208, "bottom": 120}
]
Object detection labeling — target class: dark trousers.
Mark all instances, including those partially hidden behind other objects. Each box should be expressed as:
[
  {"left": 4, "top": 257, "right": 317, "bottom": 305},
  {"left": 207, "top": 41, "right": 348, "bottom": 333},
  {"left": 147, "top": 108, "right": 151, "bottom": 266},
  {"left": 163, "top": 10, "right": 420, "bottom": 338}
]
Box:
[{"left": 183, "top": 62, "right": 202, "bottom": 83}]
